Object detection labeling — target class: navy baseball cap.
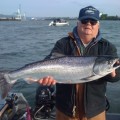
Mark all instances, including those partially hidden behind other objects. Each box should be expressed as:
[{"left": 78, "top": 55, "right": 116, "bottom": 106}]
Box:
[{"left": 78, "top": 6, "right": 100, "bottom": 21}]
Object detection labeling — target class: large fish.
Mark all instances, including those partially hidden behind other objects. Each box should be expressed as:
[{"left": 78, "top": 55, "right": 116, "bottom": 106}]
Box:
[{"left": 0, "top": 56, "right": 119, "bottom": 98}]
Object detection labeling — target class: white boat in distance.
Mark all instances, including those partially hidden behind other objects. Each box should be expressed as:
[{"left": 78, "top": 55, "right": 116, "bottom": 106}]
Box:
[{"left": 49, "top": 19, "right": 69, "bottom": 26}]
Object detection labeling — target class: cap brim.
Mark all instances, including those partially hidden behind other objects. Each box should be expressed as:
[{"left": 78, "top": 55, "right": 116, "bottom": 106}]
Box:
[{"left": 78, "top": 16, "right": 99, "bottom": 21}]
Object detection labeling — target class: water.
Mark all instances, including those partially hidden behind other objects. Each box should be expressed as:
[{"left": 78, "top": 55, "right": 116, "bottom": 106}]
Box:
[{"left": 0, "top": 20, "right": 120, "bottom": 113}]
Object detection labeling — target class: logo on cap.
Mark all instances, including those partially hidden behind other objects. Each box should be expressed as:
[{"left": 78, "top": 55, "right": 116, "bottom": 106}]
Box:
[
  {"left": 85, "top": 7, "right": 97, "bottom": 15},
  {"left": 85, "top": 10, "right": 95, "bottom": 14}
]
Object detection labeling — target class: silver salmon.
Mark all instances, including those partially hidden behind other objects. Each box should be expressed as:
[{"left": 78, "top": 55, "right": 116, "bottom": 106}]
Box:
[{"left": 0, "top": 56, "right": 119, "bottom": 98}]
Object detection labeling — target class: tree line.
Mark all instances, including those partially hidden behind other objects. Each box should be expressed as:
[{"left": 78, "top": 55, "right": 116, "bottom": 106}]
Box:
[{"left": 100, "top": 14, "right": 120, "bottom": 20}]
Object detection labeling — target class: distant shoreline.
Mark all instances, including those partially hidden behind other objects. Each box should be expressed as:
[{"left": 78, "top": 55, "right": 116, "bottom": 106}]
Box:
[
  {"left": 0, "top": 15, "right": 120, "bottom": 21},
  {"left": 43, "top": 17, "right": 120, "bottom": 21},
  {"left": 0, "top": 18, "right": 21, "bottom": 21}
]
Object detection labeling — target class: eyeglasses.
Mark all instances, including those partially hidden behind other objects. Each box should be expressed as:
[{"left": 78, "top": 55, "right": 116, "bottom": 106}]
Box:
[{"left": 81, "top": 19, "right": 98, "bottom": 25}]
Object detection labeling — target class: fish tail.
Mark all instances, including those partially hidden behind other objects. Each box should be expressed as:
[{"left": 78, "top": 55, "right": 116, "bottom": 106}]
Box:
[
  {"left": 0, "top": 72, "right": 11, "bottom": 83},
  {"left": 0, "top": 72, "right": 5, "bottom": 80},
  {"left": 0, "top": 72, "right": 14, "bottom": 99}
]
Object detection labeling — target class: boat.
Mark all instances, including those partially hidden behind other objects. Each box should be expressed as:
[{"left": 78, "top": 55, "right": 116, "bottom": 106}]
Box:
[
  {"left": 49, "top": 19, "right": 69, "bottom": 26},
  {"left": 0, "top": 86, "right": 120, "bottom": 120},
  {"left": 0, "top": 5, "right": 25, "bottom": 21}
]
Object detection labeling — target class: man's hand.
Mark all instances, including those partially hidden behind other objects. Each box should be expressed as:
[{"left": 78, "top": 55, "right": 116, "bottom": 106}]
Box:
[
  {"left": 110, "top": 70, "right": 116, "bottom": 77},
  {"left": 38, "top": 76, "right": 57, "bottom": 86}
]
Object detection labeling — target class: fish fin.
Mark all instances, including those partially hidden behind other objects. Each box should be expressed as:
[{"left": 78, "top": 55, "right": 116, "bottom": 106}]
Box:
[
  {"left": 80, "top": 75, "right": 100, "bottom": 82},
  {"left": 24, "top": 77, "right": 38, "bottom": 84}
]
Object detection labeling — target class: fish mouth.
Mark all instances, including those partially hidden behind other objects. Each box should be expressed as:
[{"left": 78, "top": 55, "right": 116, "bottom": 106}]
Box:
[{"left": 113, "top": 58, "right": 120, "bottom": 69}]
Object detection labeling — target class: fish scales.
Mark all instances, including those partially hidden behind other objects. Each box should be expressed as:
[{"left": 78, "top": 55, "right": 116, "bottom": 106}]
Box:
[
  {"left": 0, "top": 56, "right": 119, "bottom": 98},
  {"left": 0, "top": 55, "right": 119, "bottom": 85},
  {"left": 6, "top": 56, "right": 96, "bottom": 83}
]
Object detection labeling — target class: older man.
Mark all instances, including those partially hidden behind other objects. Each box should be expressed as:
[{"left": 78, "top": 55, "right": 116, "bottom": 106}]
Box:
[{"left": 38, "top": 6, "right": 120, "bottom": 120}]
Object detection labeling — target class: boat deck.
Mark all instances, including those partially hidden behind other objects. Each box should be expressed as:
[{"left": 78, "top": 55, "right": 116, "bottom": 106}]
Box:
[{"left": 1, "top": 93, "right": 120, "bottom": 120}]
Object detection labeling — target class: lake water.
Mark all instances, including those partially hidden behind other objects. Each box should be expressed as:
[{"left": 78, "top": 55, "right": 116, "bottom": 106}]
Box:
[{"left": 0, "top": 20, "right": 120, "bottom": 113}]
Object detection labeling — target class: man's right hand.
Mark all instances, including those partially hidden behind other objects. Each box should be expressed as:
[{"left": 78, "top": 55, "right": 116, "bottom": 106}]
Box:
[{"left": 38, "top": 76, "right": 57, "bottom": 86}]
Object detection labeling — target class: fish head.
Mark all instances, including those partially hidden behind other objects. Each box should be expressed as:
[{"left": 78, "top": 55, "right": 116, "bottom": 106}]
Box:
[{"left": 93, "top": 56, "right": 120, "bottom": 76}]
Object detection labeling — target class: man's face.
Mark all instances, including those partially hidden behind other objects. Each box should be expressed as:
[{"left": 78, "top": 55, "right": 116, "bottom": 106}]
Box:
[{"left": 77, "top": 19, "right": 99, "bottom": 38}]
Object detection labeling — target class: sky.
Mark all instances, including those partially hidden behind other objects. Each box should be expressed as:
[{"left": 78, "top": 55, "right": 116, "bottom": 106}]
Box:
[{"left": 0, "top": 0, "right": 120, "bottom": 17}]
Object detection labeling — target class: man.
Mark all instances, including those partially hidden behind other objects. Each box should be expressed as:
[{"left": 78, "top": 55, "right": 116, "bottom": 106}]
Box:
[{"left": 38, "top": 6, "right": 120, "bottom": 120}]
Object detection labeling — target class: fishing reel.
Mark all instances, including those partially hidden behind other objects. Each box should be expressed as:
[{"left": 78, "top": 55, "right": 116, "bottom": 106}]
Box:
[
  {"left": 33, "top": 85, "right": 56, "bottom": 119},
  {"left": 0, "top": 93, "right": 28, "bottom": 120},
  {"left": 0, "top": 93, "right": 18, "bottom": 120}
]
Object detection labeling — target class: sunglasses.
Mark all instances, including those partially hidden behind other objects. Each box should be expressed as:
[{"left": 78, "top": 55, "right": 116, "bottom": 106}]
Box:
[{"left": 81, "top": 19, "right": 98, "bottom": 25}]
